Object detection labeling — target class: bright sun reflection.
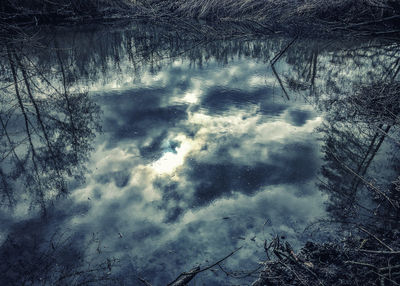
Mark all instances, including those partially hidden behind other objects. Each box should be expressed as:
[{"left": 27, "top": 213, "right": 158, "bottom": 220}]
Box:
[{"left": 151, "top": 135, "right": 193, "bottom": 174}]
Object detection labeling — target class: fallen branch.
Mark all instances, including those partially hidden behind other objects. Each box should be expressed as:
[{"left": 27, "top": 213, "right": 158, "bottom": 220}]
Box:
[
  {"left": 272, "top": 65, "right": 290, "bottom": 100},
  {"left": 357, "top": 249, "right": 400, "bottom": 255},
  {"left": 167, "top": 246, "right": 242, "bottom": 286},
  {"left": 328, "top": 148, "right": 398, "bottom": 210},
  {"left": 358, "top": 226, "right": 394, "bottom": 252},
  {"left": 270, "top": 36, "right": 298, "bottom": 66},
  {"left": 137, "top": 276, "right": 153, "bottom": 286}
]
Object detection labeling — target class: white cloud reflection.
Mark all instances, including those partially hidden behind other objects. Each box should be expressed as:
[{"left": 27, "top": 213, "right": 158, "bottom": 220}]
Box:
[
  {"left": 64, "top": 54, "right": 327, "bottom": 284},
  {"left": 3, "top": 52, "right": 325, "bottom": 285},
  {"left": 151, "top": 135, "right": 194, "bottom": 174}
]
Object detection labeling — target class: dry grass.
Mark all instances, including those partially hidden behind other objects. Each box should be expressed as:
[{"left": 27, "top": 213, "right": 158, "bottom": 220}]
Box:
[
  {"left": 140, "top": 0, "right": 398, "bottom": 22},
  {"left": 130, "top": 0, "right": 400, "bottom": 35},
  {"left": 1, "top": 0, "right": 400, "bottom": 35},
  {"left": 0, "top": 0, "right": 135, "bottom": 19}
]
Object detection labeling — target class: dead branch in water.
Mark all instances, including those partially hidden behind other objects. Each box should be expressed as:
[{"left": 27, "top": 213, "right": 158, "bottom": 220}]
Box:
[
  {"left": 167, "top": 246, "right": 242, "bottom": 286},
  {"left": 137, "top": 247, "right": 242, "bottom": 286},
  {"left": 270, "top": 36, "right": 298, "bottom": 66},
  {"left": 270, "top": 37, "right": 298, "bottom": 101}
]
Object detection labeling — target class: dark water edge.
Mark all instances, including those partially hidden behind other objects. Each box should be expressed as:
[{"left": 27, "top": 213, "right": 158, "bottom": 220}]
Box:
[{"left": 0, "top": 22, "right": 400, "bottom": 285}]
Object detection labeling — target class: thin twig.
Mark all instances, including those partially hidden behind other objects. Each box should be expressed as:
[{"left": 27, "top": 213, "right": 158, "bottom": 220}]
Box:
[
  {"left": 167, "top": 246, "right": 242, "bottom": 286},
  {"left": 357, "top": 249, "right": 400, "bottom": 255},
  {"left": 270, "top": 36, "right": 298, "bottom": 66},
  {"left": 358, "top": 226, "right": 394, "bottom": 252},
  {"left": 344, "top": 261, "right": 376, "bottom": 268},
  {"left": 328, "top": 148, "right": 397, "bottom": 209},
  {"left": 137, "top": 276, "right": 153, "bottom": 286}
]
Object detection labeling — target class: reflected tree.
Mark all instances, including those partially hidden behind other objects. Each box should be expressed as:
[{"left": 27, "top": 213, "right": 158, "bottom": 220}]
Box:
[
  {"left": 318, "top": 80, "right": 399, "bottom": 223},
  {"left": 0, "top": 222, "right": 119, "bottom": 285},
  {"left": 296, "top": 43, "right": 400, "bottom": 229},
  {"left": 0, "top": 41, "right": 100, "bottom": 214},
  {"left": 252, "top": 39, "right": 400, "bottom": 286},
  {"left": 278, "top": 39, "right": 400, "bottom": 225}
]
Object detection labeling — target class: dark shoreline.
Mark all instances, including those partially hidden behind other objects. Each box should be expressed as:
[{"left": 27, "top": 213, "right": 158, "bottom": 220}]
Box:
[{"left": 1, "top": 0, "right": 400, "bottom": 39}]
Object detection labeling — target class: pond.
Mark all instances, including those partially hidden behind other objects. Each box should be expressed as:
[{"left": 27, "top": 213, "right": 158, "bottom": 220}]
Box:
[{"left": 1, "top": 22, "right": 399, "bottom": 285}]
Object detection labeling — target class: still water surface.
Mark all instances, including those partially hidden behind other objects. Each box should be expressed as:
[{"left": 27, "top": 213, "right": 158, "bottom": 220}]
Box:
[{"left": 1, "top": 23, "right": 398, "bottom": 285}]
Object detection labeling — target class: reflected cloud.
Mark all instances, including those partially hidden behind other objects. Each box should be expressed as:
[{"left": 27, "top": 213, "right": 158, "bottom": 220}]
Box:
[
  {"left": 59, "top": 51, "right": 327, "bottom": 284},
  {"left": 2, "top": 24, "right": 371, "bottom": 285},
  {"left": 285, "top": 108, "right": 316, "bottom": 126},
  {"left": 151, "top": 135, "right": 194, "bottom": 175}
]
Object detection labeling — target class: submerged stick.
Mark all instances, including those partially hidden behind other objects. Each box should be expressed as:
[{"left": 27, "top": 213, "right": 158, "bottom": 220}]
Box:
[
  {"left": 167, "top": 266, "right": 200, "bottom": 286},
  {"left": 358, "top": 226, "right": 394, "bottom": 252},
  {"left": 328, "top": 148, "right": 398, "bottom": 210},
  {"left": 269, "top": 36, "right": 298, "bottom": 100},
  {"left": 271, "top": 64, "right": 290, "bottom": 100},
  {"left": 137, "top": 276, "right": 153, "bottom": 286},
  {"left": 167, "top": 246, "right": 242, "bottom": 286},
  {"left": 357, "top": 249, "right": 400, "bottom": 254},
  {"left": 270, "top": 36, "right": 298, "bottom": 66}
]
